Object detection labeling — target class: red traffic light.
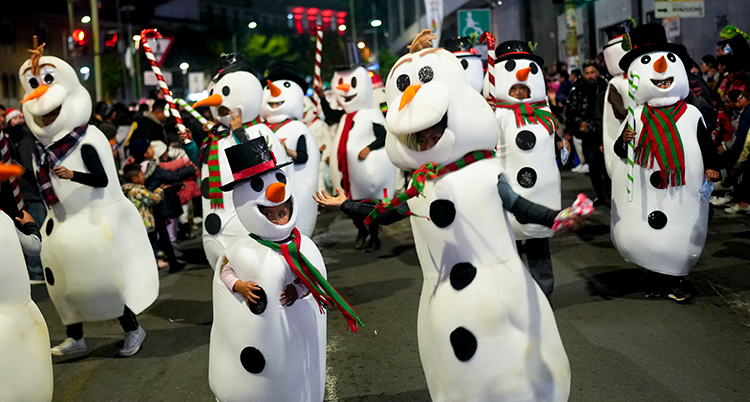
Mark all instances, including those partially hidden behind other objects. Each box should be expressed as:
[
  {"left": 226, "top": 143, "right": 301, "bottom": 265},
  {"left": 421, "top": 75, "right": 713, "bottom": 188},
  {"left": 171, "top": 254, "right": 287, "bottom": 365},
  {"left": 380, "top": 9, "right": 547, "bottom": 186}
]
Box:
[{"left": 72, "top": 29, "right": 85, "bottom": 45}]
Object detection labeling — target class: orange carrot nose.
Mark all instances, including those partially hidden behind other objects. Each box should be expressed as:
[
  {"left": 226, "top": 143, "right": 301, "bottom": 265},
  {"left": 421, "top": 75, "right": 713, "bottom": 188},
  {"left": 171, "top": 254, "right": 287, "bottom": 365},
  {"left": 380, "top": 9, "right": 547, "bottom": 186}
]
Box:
[
  {"left": 399, "top": 84, "right": 422, "bottom": 111},
  {"left": 193, "top": 93, "right": 223, "bottom": 108},
  {"left": 336, "top": 83, "right": 351, "bottom": 92},
  {"left": 0, "top": 163, "right": 25, "bottom": 182},
  {"left": 267, "top": 80, "right": 282, "bottom": 97},
  {"left": 266, "top": 182, "right": 286, "bottom": 203},
  {"left": 653, "top": 55, "right": 668, "bottom": 73},
  {"left": 21, "top": 84, "right": 49, "bottom": 103},
  {"left": 516, "top": 67, "right": 531, "bottom": 82}
]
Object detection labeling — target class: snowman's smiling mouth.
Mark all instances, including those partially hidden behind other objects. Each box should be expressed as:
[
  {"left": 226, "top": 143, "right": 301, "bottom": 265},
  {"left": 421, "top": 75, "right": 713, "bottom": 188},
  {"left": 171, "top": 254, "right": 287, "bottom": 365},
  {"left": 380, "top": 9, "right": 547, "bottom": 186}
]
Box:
[
  {"left": 402, "top": 113, "right": 448, "bottom": 152},
  {"left": 268, "top": 101, "right": 284, "bottom": 109},
  {"left": 651, "top": 77, "right": 674, "bottom": 89},
  {"left": 342, "top": 94, "right": 357, "bottom": 103},
  {"left": 218, "top": 106, "right": 231, "bottom": 117},
  {"left": 35, "top": 105, "right": 61, "bottom": 127}
]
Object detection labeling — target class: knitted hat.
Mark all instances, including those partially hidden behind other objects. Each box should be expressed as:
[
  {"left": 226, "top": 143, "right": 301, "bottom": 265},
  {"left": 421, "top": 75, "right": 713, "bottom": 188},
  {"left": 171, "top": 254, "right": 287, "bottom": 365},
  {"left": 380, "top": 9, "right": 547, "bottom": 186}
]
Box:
[{"left": 128, "top": 138, "right": 151, "bottom": 158}]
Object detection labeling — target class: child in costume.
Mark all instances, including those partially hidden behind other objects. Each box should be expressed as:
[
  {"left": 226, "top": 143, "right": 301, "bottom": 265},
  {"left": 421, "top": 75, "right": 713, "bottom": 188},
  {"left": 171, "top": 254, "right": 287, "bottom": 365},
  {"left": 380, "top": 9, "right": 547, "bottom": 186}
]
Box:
[
  {"left": 208, "top": 136, "right": 361, "bottom": 402},
  {"left": 122, "top": 163, "right": 165, "bottom": 256}
]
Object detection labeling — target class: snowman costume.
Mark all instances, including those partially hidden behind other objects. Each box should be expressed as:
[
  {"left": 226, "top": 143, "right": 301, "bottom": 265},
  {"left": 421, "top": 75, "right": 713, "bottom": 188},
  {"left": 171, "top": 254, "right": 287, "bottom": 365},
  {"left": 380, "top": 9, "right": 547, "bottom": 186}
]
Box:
[
  {"left": 611, "top": 24, "right": 718, "bottom": 301},
  {"left": 209, "top": 137, "right": 361, "bottom": 402},
  {"left": 0, "top": 165, "right": 53, "bottom": 402},
  {"left": 302, "top": 96, "right": 333, "bottom": 192},
  {"left": 602, "top": 21, "right": 635, "bottom": 176},
  {"left": 19, "top": 44, "right": 157, "bottom": 343},
  {"left": 260, "top": 61, "right": 320, "bottom": 237},
  {"left": 381, "top": 30, "right": 570, "bottom": 402},
  {"left": 189, "top": 54, "right": 291, "bottom": 269},
  {"left": 444, "top": 37, "right": 484, "bottom": 93}
]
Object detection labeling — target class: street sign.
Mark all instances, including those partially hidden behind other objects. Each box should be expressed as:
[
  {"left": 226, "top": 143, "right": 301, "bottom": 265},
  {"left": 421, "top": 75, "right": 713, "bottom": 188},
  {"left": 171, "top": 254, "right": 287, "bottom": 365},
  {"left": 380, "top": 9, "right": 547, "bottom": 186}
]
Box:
[
  {"left": 663, "top": 17, "right": 681, "bottom": 39},
  {"left": 145, "top": 36, "right": 174, "bottom": 67},
  {"left": 144, "top": 71, "right": 173, "bottom": 86},
  {"left": 655, "top": 0, "right": 704, "bottom": 19},
  {"left": 188, "top": 72, "right": 206, "bottom": 94},
  {"left": 457, "top": 9, "right": 490, "bottom": 38}
]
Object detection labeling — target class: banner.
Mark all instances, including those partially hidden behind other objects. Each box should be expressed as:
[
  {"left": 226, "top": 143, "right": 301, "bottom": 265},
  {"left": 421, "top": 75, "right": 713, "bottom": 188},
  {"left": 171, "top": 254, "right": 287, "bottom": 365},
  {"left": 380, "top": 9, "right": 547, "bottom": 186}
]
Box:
[{"left": 425, "top": 0, "right": 444, "bottom": 46}]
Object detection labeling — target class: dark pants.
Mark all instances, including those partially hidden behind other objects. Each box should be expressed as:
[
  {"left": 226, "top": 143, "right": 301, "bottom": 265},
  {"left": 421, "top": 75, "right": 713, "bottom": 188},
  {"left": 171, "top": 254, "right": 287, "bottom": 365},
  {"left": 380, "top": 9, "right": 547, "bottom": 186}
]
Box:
[
  {"left": 154, "top": 217, "right": 179, "bottom": 265},
  {"left": 25, "top": 200, "right": 46, "bottom": 280},
  {"left": 351, "top": 199, "right": 380, "bottom": 243},
  {"left": 517, "top": 238, "right": 554, "bottom": 300},
  {"left": 583, "top": 144, "right": 611, "bottom": 202},
  {"left": 66, "top": 306, "right": 139, "bottom": 340}
]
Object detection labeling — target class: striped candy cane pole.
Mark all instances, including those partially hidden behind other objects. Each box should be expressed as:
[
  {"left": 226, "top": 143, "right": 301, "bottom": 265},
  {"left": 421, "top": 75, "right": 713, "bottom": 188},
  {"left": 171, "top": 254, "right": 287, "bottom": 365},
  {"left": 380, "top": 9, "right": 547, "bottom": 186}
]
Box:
[
  {"left": 479, "top": 31, "right": 497, "bottom": 104},
  {"left": 176, "top": 98, "right": 214, "bottom": 129},
  {"left": 626, "top": 71, "right": 641, "bottom": 202},
  {"left": 140, "top": 29, "right": 190, "bottom": 143},
  {"left": 313, "top": 26, "right": 323, "bottom": 116}
]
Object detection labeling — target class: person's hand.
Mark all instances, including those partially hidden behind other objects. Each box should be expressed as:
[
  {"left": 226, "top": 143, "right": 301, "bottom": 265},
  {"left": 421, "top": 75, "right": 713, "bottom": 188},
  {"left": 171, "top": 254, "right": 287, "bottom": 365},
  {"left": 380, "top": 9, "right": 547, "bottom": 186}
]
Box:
[
  {"left": 564, "top": 139, "right": 570, "bottom": 152},
  {"left": 313, "top": 84, "right": 325, "bottom": 99},
  {"left": 599, "top": 146, "right": 603, "bottom": 153},
  {"left": 227, "top": 109, "right": 243, "bottom": 131},
  {"left": 557, "top": 207, "right": 584, "bottom": 232},
  {"left": 313, "top": 188, "right": 348, "bottom": 208},
  {"left": 15, "top": 210, "right": 34, "bottom": 225},
  {"left": 53, "top": 166, "right": 74, "bottom": 180},
  {"left": 233, "top": 280, "right": 262, "bottom": 306},
  {"left": 623, "top": 128, "right": 637, "bottom": 142},
  {"left": 358, "top": 147, "right": 370, "bottom": 160},
  {"left": 717, "top": 145, "right": 725, "bottom": 155},
  {"left": 705, "top": 169, "right": 720, "bottom": 180},
  {"left": 547, "top": 87, "right": 557, "bottom": 104},
  {"left": 579, "top": 122, "right": 590, "bottom": 132},
  {"left": 280, "top": 284, "right": 298, "bottom": 307},
  {"left": 179, "top": 128, "right": 192, "bottom": 143},
  {"left": 159, "top": 183, "right": 171, "bottom": 189},
  {"left": 319, "top": 144, "right": 326, "bottom": 152},
  {"left": 486, "top": 97, "right": 496, "bottom": 111}
]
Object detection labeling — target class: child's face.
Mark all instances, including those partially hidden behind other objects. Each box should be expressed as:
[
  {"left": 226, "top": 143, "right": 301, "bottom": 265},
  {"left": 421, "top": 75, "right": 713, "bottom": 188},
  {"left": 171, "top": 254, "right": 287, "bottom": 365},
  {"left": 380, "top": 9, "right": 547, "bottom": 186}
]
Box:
[
  {"left": 132, "top": 171, "right": 145, "bottom": 185},
  {"left": 259, "top": 200, "right": 291, "bottom": 226},
  {"left": 144, "top": 146, "right": 155, "bottom": 160}
]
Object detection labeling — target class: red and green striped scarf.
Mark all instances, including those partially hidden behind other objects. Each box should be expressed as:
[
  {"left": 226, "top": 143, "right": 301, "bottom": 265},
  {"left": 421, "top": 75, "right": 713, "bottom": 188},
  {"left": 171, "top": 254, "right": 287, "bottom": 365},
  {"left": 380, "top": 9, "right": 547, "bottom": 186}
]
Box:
[
  {"left": 265, "top": 117, "right": 295, "bottom": 133},
  {"left": 635, "top": 101, "right": 688, "bottom": 188},
  {"left": 364, "top": 150, "right": 495, "bottom": 226},
  {"left": 203, "top": 117, "right": 262, "bottom": 209},
  {"left": 495, "top": 100, "right": 558, "bottom": 134},
  {"left": 251, "top": 228, "right": 363, "bottom": 333}
]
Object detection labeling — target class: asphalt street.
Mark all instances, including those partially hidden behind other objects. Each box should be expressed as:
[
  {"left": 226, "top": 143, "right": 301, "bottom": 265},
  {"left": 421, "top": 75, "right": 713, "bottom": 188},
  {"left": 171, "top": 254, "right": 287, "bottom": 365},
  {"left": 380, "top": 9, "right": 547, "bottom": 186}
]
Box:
[{"left": 34, "top": 171, "right": 750, "bottom": 402}]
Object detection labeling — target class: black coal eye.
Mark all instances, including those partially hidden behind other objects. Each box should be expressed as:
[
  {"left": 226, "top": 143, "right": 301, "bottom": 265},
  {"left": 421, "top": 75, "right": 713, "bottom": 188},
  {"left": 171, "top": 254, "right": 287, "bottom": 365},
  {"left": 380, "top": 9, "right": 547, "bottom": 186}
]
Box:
[
  {"left": 275, "top": 172, "right": 286, "bottom": 184},
  {"left": 209, "top": 88, "right": 214, "bottom": 95},
  {"left": 338, "top": 77, "right": 343, "bottom": 85},
  {"left": 250, "top": 177, "right": 264, "bottom": 192},
  {"left": 351, "top": 77, "right": 357, "bottom": 88},
  {"left": 529, "top": 63, "right": 538, "bottom": 74},
  {"left": 461, "top": 59, "right": 468, "bottom": 70},
  {"left": 43, "top": 74, "right": 54, "bottom": 85},
  {"left": 29, "top": 77, "right": 39, "bottom": 89},
  {"left": 396, "top": 74, "right": 410, "bottom": 92},
  {"left": 222, "top": 86, "right": 230, "bottom": 96},
  {"left": 641, "top": 55, "right": 651, "bottom": 64},
  {"left": 667, "top": 53, "right": 676, "bottom": 62},
  {"left": 505, "top": 59, "right": 516, "bottom": 72},
  {"left": 418, "top": 66, "right": 434, "bottom": 83},
  {"left": 283, "top": 82, "right": 291, "bottom": 88}
]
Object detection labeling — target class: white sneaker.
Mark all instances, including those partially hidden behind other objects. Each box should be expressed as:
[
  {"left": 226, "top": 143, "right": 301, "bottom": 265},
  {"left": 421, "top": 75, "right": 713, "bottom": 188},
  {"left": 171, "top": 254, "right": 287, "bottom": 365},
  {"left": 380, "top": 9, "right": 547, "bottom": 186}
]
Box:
[
  {"left": 51, "top": 337, "right": 88, "bottom": 356},
  {"left": 572, "top": 163, "right": 589, "bottom": 173},
  {"left": 714, "top": 181, "right": 734, "bottom": 191},
  {"left": 710, "top": 194, "right": 732, "bottom": 206},
  {"left": 724, "top": 204, "right": 750, "bottom": 215},
  {"left": 120, "top": 327, "right": 146, "bottom": 357}
]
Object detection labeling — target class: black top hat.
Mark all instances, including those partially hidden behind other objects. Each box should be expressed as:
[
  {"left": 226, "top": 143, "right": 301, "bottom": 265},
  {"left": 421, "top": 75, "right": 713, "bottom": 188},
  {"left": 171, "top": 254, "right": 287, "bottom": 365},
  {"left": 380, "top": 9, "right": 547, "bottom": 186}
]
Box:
[
  {"left": 494, "top": 40, "right": 544, "bottom": 67},
  {"left": 336, "top": 43, "right": 364, "bottom": 71},
  {"left": 214, "top": 53, "right": 255, "bottom": 82},
  {"left": 619, "top": 24, "right": 687, "bottom": 72},
  {"left": 262, "top": 60, "right": 309, "bottom": 93},
  {"left": 603, "top": 20, "right": 634, "bottom": 42},
  {"left": 443, "top": 37, "right": 479, "bottom": 57},
  {"left": 219, "top": 136, "right": 292, "bottom": 191}
]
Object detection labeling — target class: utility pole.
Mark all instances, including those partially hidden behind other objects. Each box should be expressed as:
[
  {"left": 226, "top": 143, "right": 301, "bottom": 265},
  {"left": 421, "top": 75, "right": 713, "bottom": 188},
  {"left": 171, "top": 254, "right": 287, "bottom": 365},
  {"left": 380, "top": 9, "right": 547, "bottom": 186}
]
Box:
[
  {"left": 587, "top": 0, "right": 597, "bottom": 59},
  {"left": 91, "top": 0, "right": 102, "bottom": 101},
  {"left": 349, "top": 0, "right": 357, "bottom": 43},
  {"left": 66, "top": 0, "right": 75, "bottom": 60},
  {"left": 115, "top": 0, "right": 130, "bottom": 102}
]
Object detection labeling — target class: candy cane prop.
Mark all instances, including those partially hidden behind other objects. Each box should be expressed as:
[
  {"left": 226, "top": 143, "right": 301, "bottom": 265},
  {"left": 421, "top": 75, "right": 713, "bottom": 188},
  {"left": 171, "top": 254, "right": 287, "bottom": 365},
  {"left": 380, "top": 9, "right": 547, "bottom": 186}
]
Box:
[
  {"left": 625, "top": 71, "right": 641, "bottom": 202},
  {"left": 313, "top": 26, "right": 323, "bottom": 116},
  {"left": 176, "top": 98, "right": 215, "bottom": 129},
  {"left": 140, "top": 29, "right": 190, "bottom": 143},
  {"left": 479, "top": 31, "right": 497, "bottom": 104}
]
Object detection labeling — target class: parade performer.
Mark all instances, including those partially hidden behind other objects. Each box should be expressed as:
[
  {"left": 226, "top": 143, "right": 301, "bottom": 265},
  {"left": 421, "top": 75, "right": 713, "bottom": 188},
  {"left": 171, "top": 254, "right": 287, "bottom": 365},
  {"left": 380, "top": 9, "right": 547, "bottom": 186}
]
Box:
[
  {"left": 316, "top": 43, "right": 396, "bottom": 252},
  {"left": 612, "top": 24, "right": 720, "bottom": 303},
  {"left": 492, "top": 40, "right": 563, "bottom": 299},
  {"left": 602, "top": 21, "right": 635, "bottom": 175},
  {"left": 443, "top": 36, "right": 484, "bottom": 93},
  {"left": 260, "top": 61, "right": 320, "bottom": 237},
  {"left": 0, "top": 162, "right": 53, "bottom": 402},
  {"left": 302, "top": 96, "right": 333, "bottom": 193},
  {"left": 209, "top": 137, "right": 361, "bottom": 402},
  {"left": 184, "top": 54, "right": 290, "bottom": 269},
  {"left": 19, "top": 37, "right": 157, "bottom": 356},
  {"left": 379, "top": 30, "right": 571, "bottom": 401}
]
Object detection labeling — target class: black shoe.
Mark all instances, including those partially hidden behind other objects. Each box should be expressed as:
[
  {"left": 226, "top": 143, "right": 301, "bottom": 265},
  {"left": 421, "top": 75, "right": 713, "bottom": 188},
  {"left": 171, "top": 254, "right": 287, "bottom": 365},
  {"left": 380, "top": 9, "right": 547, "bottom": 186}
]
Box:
[
  {"left": 168, "top": 260, "right": 186, "bottom": 273},
  {"left": 645, "top": 282, "right": 662, "bottom": 299},
  {"left": 355, "top": 235, "right": 369, "bottom": 250},
  {"left": 667, "top": 282, "right": 693, "bottom": 304},
  {"left": 364, "top": 238, "right": 381, "bottom": 253}
]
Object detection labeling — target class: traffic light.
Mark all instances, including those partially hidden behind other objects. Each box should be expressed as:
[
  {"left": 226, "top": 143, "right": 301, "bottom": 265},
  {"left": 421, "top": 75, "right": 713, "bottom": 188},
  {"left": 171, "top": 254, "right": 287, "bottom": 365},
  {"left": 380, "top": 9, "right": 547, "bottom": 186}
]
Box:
[{"left": 72, "top": 29, "right": 85, "bottom": 45}]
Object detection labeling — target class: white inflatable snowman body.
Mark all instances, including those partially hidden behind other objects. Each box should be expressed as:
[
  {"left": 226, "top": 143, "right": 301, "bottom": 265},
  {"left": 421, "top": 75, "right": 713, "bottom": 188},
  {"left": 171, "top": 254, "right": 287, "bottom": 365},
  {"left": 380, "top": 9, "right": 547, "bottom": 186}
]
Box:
[
  {"left": 0, "top": 199, "right": 53, "bottom": 402},
  {"left": 260, "top": 76, "right": 319, "bottom": 237},
  {"left": 193, "top": 67, "right": 292, "bottom": 269},
  {"left": 603, "top": 35, "right": 631, "bottom": 176},
  {"left": 329, "top": 66, "right": 396, "bottom": 200},
  {"left": 19, "top": 54, "right": 158, "bottom": 325},
  {"left": 612, "top": 48, "right": 707, "bottom": 276},
  {"left": 209, "top": 144, "right": 325, "bottom": 402},
  {"left": 384, "top": 34, "right": 570, "bottom": 402},
  {"left": 493, "top": 50, "right": 561, "bottom": 240}
]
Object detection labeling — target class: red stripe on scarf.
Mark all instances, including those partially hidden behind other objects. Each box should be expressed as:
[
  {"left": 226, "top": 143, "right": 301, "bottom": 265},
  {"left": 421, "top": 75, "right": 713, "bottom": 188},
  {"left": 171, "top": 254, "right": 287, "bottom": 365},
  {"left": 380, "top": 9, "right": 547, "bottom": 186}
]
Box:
[{"left": 337, "top": 111, "right": 357, "bottom": 199}]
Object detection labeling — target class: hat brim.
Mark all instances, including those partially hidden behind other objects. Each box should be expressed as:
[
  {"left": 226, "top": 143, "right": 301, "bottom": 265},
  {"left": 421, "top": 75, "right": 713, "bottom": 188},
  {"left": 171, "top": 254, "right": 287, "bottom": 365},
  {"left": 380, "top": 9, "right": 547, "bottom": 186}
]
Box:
[
  {"left": 495, "top": 53, "right": 545, "bottom": 68},
  {"left": 262, "top": 73, "right": 309, "bottom": 93},
  {"left": 619, "top": 43, "right": 687, "bottom": 72},
  {"left": 219, "top": 160, "right": 293, "bottom": 192},
  {"left": 335, "top": 63, "right": 366, "bottom": 72}
]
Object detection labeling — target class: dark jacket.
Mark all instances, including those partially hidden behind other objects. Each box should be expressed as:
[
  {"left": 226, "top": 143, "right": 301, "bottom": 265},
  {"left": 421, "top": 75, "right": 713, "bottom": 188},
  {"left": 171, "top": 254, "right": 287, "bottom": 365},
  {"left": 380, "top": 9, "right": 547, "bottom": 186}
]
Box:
[
  {"left": 133, "top": 113, "right": 168, "bottom": 144},
  {"left": 7, "top": 124, "right": 42, "bottom": 202},
  {"left": 566, "top": 77, "right": 608, "bottom": 147}
]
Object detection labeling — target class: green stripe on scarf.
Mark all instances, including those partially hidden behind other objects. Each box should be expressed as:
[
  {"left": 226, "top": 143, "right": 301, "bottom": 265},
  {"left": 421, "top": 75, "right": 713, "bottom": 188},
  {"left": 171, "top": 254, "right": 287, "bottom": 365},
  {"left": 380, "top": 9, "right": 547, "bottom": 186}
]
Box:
[
  {"left": 495, "top": 100, "right": 559, "bottom": 134},
  {"left": 635, "top": 101, "right": 687, "bottom": 187}
]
